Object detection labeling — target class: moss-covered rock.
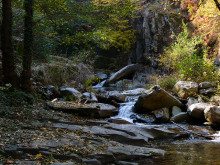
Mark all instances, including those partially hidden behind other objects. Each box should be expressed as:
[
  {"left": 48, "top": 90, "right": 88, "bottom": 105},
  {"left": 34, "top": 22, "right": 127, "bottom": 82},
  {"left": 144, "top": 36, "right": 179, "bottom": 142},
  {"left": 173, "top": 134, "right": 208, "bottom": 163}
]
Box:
[{"left": 32, "top": 56, "right": 93, "bottom": 88}]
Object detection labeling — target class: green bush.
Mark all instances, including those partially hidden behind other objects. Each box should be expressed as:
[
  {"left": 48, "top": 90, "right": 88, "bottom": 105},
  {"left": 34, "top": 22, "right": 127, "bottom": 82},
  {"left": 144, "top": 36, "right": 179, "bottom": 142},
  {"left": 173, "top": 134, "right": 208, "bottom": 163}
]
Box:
[
  {"left": 159, "top": 22, "right": 219, "bottom": 83},
  {"left": 0, "top": 86, "right": 35, "bottom": 107},
  {"left": 158, "top": 76, "right": 177, "bottom": 90}
]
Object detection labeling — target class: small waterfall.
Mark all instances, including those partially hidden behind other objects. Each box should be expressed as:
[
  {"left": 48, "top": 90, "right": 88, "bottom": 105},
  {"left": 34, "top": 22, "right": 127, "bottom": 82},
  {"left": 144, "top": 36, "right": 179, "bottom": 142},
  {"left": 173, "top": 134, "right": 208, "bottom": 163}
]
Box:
[
  {"left": 114, "top": 102, "right": 135, "bottom": 122},
  {"left": 212, "top": 131, "right": 220, "bottom": 142},
  {"left": 113, "top": 96, "right": 138, "bottom": 122}
]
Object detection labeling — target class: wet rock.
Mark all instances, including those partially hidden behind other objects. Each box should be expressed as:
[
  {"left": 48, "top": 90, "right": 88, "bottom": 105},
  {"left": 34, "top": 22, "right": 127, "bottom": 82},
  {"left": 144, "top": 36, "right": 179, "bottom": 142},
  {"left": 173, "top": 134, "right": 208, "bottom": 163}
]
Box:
[
  {"left": 152, "top": 108, "right": 170, "bottom": 123},
  {"left": 106, "top": 145, "right": 153, "bottom": 160},
  {"left": 173, "top": 81, "right": 198, "bottom": 99},
  {"left": 199, "top": 82, "right": 217, "bottom": 89},
  {"left": 204, "top": 105, "right": 220, "bottom": 124},
  {"left": 108, "top": 118, "right": 133, "bottom": 124},
  {"left": 82, "top": 92, "right": 98, "bottom": 103},
  {"left": 59, "top": 87, "right": 82, "bottom": 100},
  {"left": 172, "top": 106, "right": 182, "bottom": 116},
  {"left": 187, "top": 103, "right": 211, "bottom": 119},
  {"left": 171, "top": 112, "right": 189, "bottom": 123},
  {"left": 83, "top": 123, "right": 188, "bottom": 145},
  {"left": 199, "top": 88, "right": 217, "bottom": 96},
  {"left": 104, "top": 64, "right": 137, "bottom": 86},
  {"left": 135, "top": 85, "right": 183, "bottom": 113},
  {"left": 131, "top": 114, "right": 156, "bottom": 124}
]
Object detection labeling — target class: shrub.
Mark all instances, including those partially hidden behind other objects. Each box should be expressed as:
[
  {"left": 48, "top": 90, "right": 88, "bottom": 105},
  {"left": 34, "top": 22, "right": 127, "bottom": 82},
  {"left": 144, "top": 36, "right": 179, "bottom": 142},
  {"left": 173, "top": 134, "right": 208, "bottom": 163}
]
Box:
[{"left": 159, "top": 22, "right": 219, "bottom": 83}]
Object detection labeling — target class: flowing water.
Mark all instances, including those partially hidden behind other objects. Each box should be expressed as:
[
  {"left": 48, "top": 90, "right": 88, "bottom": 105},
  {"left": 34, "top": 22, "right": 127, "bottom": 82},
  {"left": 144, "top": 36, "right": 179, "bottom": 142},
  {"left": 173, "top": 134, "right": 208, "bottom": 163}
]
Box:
[{"left": 113, "top": 97, "right": 220, "bottom": 165}]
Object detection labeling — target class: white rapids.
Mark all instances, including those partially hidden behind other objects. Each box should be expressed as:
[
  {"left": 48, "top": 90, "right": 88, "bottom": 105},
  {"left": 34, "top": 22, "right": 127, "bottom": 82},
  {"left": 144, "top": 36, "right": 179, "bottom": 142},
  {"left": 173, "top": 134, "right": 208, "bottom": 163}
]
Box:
[{"left": 212, "top": 131, "right": 220, "bottom": 142}]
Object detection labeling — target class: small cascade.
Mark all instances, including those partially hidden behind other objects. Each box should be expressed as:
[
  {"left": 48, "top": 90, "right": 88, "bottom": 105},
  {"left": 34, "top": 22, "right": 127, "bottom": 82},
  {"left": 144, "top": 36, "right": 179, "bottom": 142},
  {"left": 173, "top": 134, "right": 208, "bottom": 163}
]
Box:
[
  {"left": 212, "top": 131, "right": 220, "bottom": 142},
  {"left": 113, "top": 96, "right": 138, "bottom": 122},
  {"left": 114, "top": 102, "right": 135, "bottom": 122}
]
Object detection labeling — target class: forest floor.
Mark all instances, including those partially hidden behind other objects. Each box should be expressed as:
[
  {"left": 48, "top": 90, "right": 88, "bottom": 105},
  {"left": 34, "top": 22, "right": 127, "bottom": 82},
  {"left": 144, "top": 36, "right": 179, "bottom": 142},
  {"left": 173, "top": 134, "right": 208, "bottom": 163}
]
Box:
[{"left": 0, "top": 102, "right": 110, "bottom": 164}]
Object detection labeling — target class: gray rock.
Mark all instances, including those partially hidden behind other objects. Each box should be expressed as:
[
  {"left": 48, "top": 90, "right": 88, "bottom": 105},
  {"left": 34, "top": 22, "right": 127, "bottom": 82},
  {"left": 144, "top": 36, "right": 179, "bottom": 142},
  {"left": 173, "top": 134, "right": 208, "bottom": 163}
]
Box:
[
  {"left": 135, "top": 85, "right": 183, "bottom": 113},
  {"left": 95, "top": 73, "right": 108, "bottom": 80},
  {"left": 172, "top": 106, "right": 182, "bottom": 116},
  {"left": 45, "top": 102, "right": 118, "bottom": 118},
  {"left": 173, "top": 81, "right": 198, "bottom": 99},
  {"left": 187, "top": 97, "right": 199, "bottom": 107},
  {"left": 60, "top": 87, "right": 82, "bottom": 100},
  {"left": 82, "top": 92, "right": 98, "bottom": 103},
  {"left": 204, "top": 105, "right": 220, "bottom": 124},
  {"left": 83, "top": 123, "right": 188, "bottom": 145},
  {"left": 97, "top": 103, "right": 118, "bottom": 118},
  {"left": 82, "top": 158, "right": 101, "bottom": 165},
  {"left": 152, "top": 108, "right": 170, "bottom": 123},
  {"left": 199, "top": 87, "right": 216, "bottom": 96},
  {"left": 171, "top": 112, "right": 189, "bottom": 123},
  {"left": 132, "top": 114, "right": 156, "bottom": 124},
  {"left": 109, "top": 118, "right": 133, "bottom": 124},
  {"left": 199, "top": 82, "right": 217, "bottom": 89},
  {"left": 187, "top": 103, "right": 211, "bottom": 119},
  {"left": 104, "top": 64, "right": 137, "bottom": 85}
]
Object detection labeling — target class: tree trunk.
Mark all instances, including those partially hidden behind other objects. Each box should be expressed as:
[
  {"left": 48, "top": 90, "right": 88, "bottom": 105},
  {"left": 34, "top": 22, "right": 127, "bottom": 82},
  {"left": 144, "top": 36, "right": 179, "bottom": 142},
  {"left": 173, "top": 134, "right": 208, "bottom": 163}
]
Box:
[
  {"left": 21, "top": 0, "right": 34, "bottom": 93},
  {"left": 1, "top": 0, "right": 19, "bottom": 88}
]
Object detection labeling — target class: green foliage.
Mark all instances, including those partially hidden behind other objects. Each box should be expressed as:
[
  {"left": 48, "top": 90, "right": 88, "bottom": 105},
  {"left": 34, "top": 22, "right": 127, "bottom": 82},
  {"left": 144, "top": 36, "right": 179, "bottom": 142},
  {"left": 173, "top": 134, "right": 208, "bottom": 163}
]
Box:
[
  {"left": 159, "top": 22, "right": 218, "bottom": 83},
  {"left": 158, "top": 76, "right": 177, "bottom": 90},
  {"left": 83, "top": 76, "right": 102, "bottom": 93},
  {"left": 0, "top": 85, "right": 35, "bottom": 107}
]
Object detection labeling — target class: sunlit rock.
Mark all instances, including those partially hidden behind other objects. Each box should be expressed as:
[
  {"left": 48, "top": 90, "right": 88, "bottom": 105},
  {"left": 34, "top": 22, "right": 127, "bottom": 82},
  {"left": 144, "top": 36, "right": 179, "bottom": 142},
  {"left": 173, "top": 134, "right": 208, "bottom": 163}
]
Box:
[
  {"left": 104, "top": 64, "right": 137, "bottom": 86},
  {"left": 173, "top": 81, "right": 198, "bottom": 99},
  {"left": 187, "top": 103, "right": 211, "bottom": 119},
  {"left": 135, "top": 85, "right": 183, "bottom": 113},
  {"left": 204, "top": 105, "right": 220, "bottom": 124}
]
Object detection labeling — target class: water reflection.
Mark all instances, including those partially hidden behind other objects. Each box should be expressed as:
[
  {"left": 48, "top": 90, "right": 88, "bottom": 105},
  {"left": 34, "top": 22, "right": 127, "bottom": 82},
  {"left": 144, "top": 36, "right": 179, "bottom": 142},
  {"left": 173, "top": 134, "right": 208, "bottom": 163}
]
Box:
[{"left": 145, "top": 139, "right": 220, "bottom": 165}]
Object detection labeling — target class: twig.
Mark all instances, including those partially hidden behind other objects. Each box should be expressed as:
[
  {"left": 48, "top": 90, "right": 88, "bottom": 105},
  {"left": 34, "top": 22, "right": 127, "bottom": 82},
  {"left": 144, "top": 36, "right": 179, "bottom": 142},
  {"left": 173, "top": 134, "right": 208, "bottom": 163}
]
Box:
[{"left": 170, "top": 120, "right": 214, "bottom": 140}]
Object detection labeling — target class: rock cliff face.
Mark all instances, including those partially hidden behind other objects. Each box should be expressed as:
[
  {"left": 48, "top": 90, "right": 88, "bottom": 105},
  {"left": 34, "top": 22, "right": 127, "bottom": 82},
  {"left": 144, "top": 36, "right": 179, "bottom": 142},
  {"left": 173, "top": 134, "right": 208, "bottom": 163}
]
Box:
[{"left": 130, "top": 2, "right": 183, "bottom": 74}]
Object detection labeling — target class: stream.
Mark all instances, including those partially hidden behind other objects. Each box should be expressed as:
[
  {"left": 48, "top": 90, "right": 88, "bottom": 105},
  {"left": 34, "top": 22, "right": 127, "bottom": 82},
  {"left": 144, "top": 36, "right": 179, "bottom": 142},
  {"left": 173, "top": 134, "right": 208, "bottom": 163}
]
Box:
[{"left": 112, "top": 95, "right": 220, "bottom": 164}]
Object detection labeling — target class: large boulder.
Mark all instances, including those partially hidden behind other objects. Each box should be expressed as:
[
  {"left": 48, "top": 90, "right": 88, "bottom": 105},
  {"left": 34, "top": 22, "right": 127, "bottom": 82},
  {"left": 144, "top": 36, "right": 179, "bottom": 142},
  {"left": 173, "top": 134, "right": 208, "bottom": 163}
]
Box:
[
  {"left": 134, "top": 86, "right": 183, "bottom": 113},
  {"left": 204, "top": 105, "right": 220, "bottom": 124},
  {"left": 59, "top": 87, "right": 82, "bottom": 100},
  {"left": 104, "top": 64, "right": 137, "bottom": 86},
  {"left": 187, "top": 103, "right": 211, "bottom": 119},
  {"left": 173, "top": 81, "right": 199, "bottom": 99},
  {"left": 32, "top": 56, "right": 93, "bottom": 87}
]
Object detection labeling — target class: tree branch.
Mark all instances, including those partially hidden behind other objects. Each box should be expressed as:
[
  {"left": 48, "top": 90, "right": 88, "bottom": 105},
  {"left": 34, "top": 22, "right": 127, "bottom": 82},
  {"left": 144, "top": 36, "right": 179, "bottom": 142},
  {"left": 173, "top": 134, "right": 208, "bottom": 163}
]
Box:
[{"left": 214, "top": 0, "right": 220, "bottom": 11}]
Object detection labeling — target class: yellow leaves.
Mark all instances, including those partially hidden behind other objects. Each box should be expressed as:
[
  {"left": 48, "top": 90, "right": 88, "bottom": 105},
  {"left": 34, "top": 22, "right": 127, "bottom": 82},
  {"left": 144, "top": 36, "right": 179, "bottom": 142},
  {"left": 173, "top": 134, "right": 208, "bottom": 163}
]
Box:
[{"left": 35, "top": 153, "right": 43, "bottom": 158}]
